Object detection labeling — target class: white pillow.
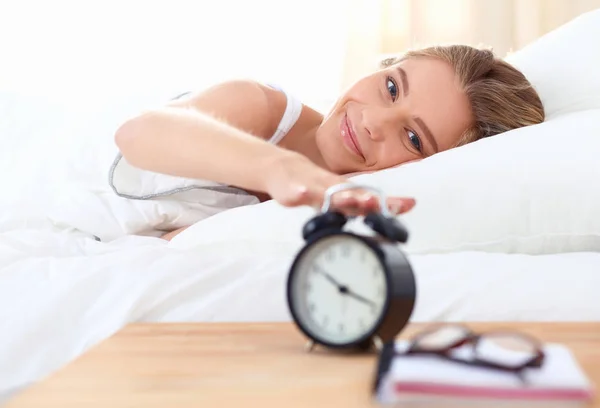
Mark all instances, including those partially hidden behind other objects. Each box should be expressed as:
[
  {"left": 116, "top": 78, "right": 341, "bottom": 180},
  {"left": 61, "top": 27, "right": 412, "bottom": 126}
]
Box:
[
  {"left": 171, "top": 108, "right": 600, "bottom": 255},
  {"left": 505, "top": 8, "right": 600, "bottom": 119},
  {"left": 170, "top": 10, "right": 600, "bottom": 255}
]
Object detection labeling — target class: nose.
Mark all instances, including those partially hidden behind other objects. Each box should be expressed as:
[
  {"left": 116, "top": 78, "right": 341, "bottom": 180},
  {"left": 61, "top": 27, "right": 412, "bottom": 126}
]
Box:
[{"left": 362, "top": 104, "right": 408, "bottom": 142}]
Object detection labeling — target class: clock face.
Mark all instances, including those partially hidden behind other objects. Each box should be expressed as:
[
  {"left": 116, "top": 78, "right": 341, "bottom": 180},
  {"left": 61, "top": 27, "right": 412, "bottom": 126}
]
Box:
[{"left": 288, "top": 234, "right": 389, "bottom": 347}]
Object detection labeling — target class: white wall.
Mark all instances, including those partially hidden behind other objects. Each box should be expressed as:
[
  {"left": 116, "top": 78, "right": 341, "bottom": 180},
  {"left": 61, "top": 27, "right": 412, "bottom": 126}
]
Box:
[{"left": 0, "top": 0, "right": 349, "bottom": 110}]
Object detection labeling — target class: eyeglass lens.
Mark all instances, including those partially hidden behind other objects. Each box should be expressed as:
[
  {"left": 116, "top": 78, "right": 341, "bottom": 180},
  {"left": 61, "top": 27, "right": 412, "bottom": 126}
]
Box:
[
  {"left": 476, "top": 334, "right": 537, "bottom": 368},
  {"left": 416, "top": 325, "right": 470, "bottom": 351}
]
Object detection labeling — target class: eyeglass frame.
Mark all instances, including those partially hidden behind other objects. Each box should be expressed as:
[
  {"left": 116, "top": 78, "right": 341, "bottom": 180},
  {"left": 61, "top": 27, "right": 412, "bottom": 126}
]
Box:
[{"left": 395, "top": 324, "right": 546, "bottom": 377}]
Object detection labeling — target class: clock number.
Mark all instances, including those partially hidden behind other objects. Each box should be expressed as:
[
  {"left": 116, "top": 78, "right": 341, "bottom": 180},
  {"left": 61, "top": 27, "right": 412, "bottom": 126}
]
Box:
[
  {"left": 341, "top": 244, "right": 351, "bottom": 257},
  {"left": 360, "top": 250, "right": 366, "bottom": 262},
  {"left": 338, "top": 323, "right": 345, "bottom": 333},
  {"left": 359, "top": 319, "right": 366, "bottom": 329},
  {"left": 370, "top": 305, "right": 378, "bottom": 315},
  {"left": 377, "top": 285, "right": 384, "bottom": 297},
  {"left": 325, "top": 249, "right": 334, "bottom": 262},
  {"left": 305, "top": 281, "right": 312, "bottom": 292},
  {"left": 372, "top": 266, "right": 380, "bottom": 277},
  {"left": 309, "top": 302, "right": 316, "bottom": 313}
]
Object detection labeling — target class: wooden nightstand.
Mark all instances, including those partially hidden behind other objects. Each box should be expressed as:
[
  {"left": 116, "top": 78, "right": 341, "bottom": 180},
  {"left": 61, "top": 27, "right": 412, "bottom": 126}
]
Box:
[{"left": 5, "top": 323, "right": 600, "bottom": 407}]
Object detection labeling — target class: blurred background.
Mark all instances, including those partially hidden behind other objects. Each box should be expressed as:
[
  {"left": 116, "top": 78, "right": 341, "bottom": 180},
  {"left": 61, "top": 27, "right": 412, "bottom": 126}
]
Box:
[{"left": 0, "top": 0, "right": 598, "bottom": 111}]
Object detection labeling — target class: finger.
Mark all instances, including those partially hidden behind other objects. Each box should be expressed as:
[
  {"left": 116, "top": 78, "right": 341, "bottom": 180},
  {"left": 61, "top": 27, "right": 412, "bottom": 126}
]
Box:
[
  {"left": 357, "top": 193, "right": 379, "bottom": 211},
  {"left": 335, "top": 194, "right": 380, "bottom": 217},
  {"left": 326, "top": 191, "right": 416, "bottom": 216},
  {"left": 331, "top": 192, "right": 360, "bottom": 212},
  {"left": 387, "top": 197, "right": 416, "bottom": 215},
  {"left": 332, "top": 194, "right": 377, "bottom": 217},
  {"left": 354, "top": 192, "right": 394, "bottom": 214}
]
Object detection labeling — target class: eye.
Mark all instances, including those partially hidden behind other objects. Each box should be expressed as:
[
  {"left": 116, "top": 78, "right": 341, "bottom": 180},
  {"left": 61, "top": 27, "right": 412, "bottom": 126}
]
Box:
[
  {"left": 386, "top": 77, "right": 398, "bottom": 101},
  {"left": 407, "top": 129, "right": 422, "bottom": 152}
]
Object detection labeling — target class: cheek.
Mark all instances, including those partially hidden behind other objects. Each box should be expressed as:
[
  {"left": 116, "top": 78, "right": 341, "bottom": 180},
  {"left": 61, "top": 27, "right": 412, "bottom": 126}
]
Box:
[
  {"left": 323, "top": 111, "right": 341, "bottom": 140},
  {"left": 338, "top": 78, "right": 378, "bottom": 107},
  {"left": 316, "top": 116, "right": 341, "bottom": 154},
  {"left": 382, "top": 147, "right": 404, "bottom": 164},
  {"left": 377, "top": 141, "right": 416, "bottom": 167},
  {"left": 323, "top": 99, "right": 346, "bottom": 129}
]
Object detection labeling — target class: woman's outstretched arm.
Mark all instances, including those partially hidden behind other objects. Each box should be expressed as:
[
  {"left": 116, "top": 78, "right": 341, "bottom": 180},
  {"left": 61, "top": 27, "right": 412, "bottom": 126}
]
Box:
[
  {"left": 115, "top": 80, "right": 416, "bottom": 226},
  {"left": 114, "top": 80, "right": 292, "bottom": 194}
]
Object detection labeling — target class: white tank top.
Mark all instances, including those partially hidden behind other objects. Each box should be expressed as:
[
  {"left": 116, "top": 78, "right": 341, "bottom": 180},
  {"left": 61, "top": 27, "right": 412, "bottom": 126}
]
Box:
[
  {"left": 107, "top": 83, "right": 304, "bottom": 232},
  {"left": 265, "top": 83, "right": 303, "bottom": 145}
]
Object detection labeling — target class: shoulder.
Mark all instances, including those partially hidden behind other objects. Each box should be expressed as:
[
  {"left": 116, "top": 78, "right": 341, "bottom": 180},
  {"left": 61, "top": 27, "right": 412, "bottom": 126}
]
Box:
[{"left": 168, "top": 79, "right": 288, "bottom": 141}]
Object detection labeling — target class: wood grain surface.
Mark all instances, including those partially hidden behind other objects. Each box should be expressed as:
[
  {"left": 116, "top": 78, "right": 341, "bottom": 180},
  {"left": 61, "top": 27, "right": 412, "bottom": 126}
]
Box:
[{"left": 6, "top": 322, "right": 600, "bottom": 408}]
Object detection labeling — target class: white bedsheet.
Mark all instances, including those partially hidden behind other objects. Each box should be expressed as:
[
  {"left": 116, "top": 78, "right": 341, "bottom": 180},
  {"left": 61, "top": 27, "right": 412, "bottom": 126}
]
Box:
[{"left": 0, "top": 226, "right": 598, "bottom": 403}]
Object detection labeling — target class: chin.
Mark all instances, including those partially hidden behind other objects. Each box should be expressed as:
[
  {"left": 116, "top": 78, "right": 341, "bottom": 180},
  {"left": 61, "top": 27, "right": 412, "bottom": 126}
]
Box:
[
  {"left": 329, "top": 160, "right": 360, "bottom": 176},
  {"left": 321, "top": 155, "right": 346, "bottom": 175},
  {"left": 318, "top": 126, "right": 357, "bottom": 174}
]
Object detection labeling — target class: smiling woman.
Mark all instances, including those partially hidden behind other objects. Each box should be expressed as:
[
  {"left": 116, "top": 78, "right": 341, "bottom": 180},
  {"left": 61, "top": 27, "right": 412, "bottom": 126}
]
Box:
[
  {"left": 114, "top": 44, "right": 545, "bottom": 240},
  {"left": 314, "top": 56, "right": 473, "bottom": 173}
]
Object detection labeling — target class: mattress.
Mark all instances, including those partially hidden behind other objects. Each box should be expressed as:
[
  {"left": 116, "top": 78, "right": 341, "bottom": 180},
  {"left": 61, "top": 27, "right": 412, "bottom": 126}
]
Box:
[{"left": 0, "top": 227, "right": 598, "bottom": 403}]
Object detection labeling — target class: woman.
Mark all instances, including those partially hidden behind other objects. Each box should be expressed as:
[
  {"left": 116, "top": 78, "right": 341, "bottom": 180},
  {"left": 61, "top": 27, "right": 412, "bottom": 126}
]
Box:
[{"left": 114, "top": 45, "right": 545, "bottom": 241}]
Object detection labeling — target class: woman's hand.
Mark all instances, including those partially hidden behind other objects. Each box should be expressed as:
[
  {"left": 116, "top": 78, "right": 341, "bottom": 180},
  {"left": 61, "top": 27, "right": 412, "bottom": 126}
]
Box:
[{"left": 263, "top": 153, "right": 416, "bottom": 216}]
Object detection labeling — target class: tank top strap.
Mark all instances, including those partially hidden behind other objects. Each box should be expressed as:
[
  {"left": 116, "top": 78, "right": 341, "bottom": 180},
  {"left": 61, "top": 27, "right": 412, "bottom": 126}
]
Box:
[{"left": 265, "top": 83, "right": 303, "bottom": 145}]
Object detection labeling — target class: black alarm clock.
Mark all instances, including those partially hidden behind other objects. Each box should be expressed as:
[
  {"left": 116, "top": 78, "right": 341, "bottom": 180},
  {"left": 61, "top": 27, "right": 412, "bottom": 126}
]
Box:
[{"left": 286, "top": 183, "right": 417, "bottom": 353}]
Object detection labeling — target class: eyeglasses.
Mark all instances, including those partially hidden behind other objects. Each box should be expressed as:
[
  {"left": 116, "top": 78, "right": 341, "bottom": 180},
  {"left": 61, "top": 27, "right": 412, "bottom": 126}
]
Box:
[{"left": 395, "top": 324, "right": 545, "bottom": 379}]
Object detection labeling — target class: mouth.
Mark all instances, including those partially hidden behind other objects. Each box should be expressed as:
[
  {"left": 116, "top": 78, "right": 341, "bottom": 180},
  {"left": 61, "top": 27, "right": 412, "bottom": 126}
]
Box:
[{"left": 341, "top": 113, "right": 365, "bottom": 160}]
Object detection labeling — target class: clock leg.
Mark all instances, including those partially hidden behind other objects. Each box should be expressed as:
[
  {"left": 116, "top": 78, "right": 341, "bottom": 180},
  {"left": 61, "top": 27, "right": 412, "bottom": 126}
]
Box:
[
  {"left": 305, "top": 340, "right": 316, "bottom": 352},
  {"left": 372, "top": 335, "right": 384, "bottom": 352}
]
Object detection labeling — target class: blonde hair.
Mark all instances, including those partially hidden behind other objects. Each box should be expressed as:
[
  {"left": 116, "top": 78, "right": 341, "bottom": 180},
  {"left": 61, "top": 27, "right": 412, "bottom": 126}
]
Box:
[{"left": 381, "top": 45, "right": 545, "bottom": 146}]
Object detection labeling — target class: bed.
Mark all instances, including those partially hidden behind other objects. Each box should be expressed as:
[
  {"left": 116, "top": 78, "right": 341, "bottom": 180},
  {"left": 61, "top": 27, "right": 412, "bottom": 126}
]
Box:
[{"left": 1, "top": 7, "right": 600, "bottom": 406}]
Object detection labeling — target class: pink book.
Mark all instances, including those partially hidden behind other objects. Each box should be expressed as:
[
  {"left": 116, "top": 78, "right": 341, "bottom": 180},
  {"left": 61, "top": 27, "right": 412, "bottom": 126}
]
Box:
[{"left": 374, "top": 340, "right": 595, "bottom": 406}]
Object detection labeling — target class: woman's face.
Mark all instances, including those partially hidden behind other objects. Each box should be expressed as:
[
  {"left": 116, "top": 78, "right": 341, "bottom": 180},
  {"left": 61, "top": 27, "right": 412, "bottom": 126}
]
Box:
[{"left": 316, "top": 57, "right": 473, "bottom": 174}]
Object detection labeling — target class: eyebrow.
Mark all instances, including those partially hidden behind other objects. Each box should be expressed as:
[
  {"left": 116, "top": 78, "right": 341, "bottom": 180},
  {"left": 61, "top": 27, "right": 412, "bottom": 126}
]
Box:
[
  {"left": 397, "top": 66, "right": 439, "bottom": 154},
  {"left": 414, "top": 117, "right": 439, "bottom": 154},
  {"left": 396, "top": 67, "right": 409, "bottom": 96}
]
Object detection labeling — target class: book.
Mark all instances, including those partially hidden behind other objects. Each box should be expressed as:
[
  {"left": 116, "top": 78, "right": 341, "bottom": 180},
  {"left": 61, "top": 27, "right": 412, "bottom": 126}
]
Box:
[{"left": 374, "top": 340, "right": 595, "bottom": 406}]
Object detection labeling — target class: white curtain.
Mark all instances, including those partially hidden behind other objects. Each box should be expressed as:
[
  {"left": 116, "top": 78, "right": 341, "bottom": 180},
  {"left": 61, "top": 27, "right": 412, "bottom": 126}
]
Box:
[
  {"left": 341, "top": 0, "right": 600, "bottom": 88},
  {"left": 0, "top": 0, "right": 349, "bottom": 110}
]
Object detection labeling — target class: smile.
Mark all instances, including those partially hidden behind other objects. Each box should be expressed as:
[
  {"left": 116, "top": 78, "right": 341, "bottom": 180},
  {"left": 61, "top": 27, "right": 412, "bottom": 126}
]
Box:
[{"left": 341, "top": 114, "right": 365, "bottom": 160}]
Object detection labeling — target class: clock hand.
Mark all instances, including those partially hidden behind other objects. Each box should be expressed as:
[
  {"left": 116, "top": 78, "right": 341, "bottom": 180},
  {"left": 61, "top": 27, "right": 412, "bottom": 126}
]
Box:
[
  {"left": 344, "top": 289, "right": 377, "bottom": 307},
  {"left": 313, "top": 264, "right": 345, "bottom": 290},
  {"left": 313, "top": 265, "right": 377, "bottom": 307}
]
